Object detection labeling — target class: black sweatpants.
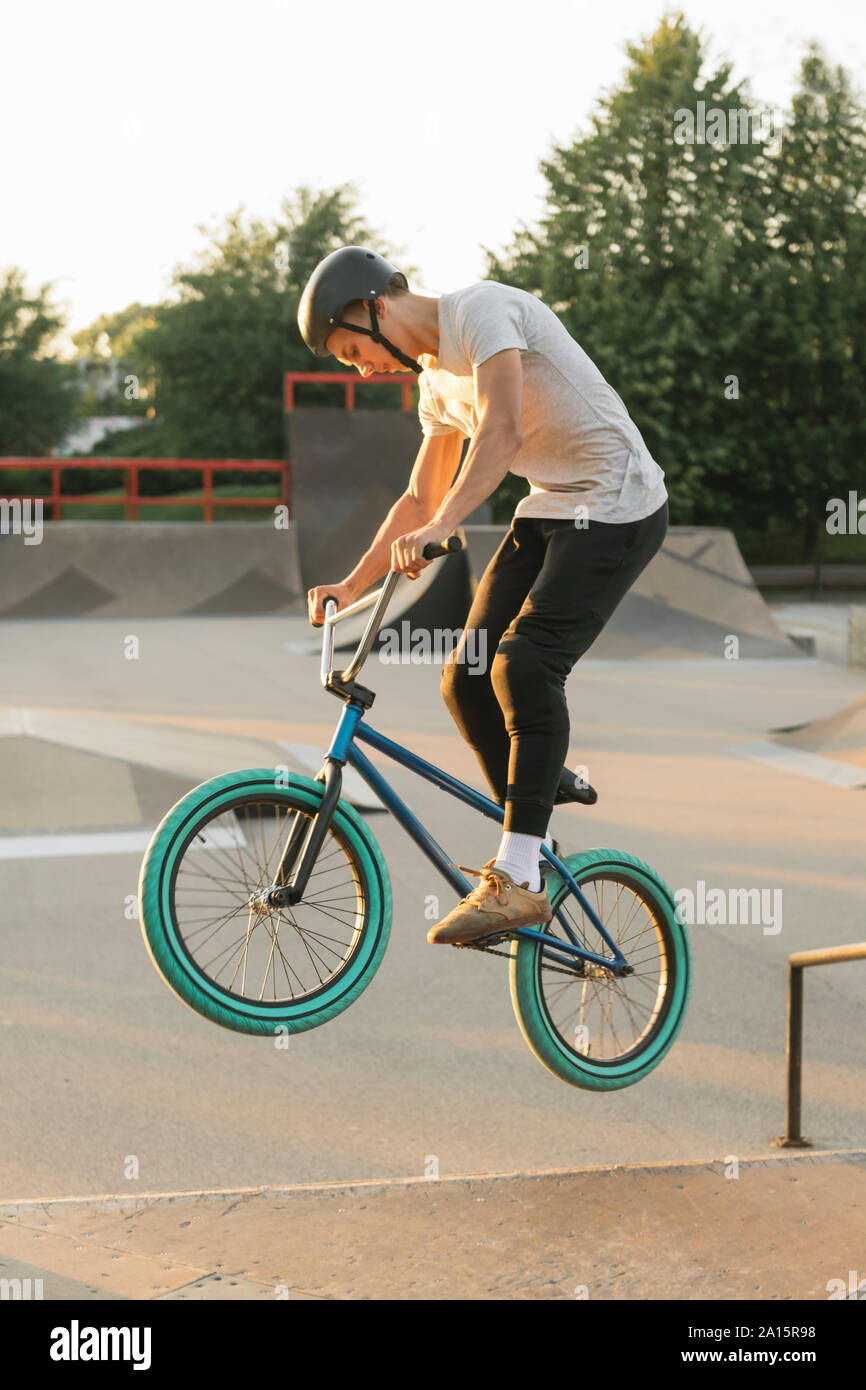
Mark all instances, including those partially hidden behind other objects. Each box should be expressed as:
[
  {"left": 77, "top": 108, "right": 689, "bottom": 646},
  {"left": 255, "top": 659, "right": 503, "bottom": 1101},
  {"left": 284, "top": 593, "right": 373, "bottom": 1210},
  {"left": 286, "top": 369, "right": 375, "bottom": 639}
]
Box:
[{"left": 441, "top": 500, "right": 669, "bottom": 836}]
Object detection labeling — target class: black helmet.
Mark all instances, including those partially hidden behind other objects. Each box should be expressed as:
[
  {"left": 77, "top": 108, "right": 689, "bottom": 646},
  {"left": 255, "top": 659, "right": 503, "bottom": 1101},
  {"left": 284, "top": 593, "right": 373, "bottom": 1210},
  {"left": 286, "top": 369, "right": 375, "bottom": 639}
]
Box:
[{"left": 297, "top": 245, "right": 422, "bottom": 374}]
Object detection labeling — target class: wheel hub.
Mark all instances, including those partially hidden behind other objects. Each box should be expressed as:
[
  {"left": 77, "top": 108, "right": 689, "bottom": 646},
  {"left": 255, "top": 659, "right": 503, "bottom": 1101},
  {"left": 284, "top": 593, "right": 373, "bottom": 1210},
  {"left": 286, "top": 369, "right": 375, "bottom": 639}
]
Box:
[
  {"left": 582, "top": 962, "right": 616, "bottom": 980},
  {"left": 248, "top": 888, "right": 278, "bottom": 915}
]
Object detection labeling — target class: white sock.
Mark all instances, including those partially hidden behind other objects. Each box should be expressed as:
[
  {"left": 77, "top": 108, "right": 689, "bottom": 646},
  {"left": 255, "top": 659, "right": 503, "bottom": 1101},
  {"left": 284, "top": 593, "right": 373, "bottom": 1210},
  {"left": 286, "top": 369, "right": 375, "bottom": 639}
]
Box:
[{"left": 494, "top": 831, "right": 545, "bottom": 893}]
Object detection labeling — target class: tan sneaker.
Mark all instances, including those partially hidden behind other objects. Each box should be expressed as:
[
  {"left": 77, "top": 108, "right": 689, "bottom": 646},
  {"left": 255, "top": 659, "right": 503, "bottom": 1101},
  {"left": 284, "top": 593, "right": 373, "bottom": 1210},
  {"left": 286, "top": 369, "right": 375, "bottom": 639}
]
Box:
[{"left": 427, "top": 860, "right": 553, "bottom": 946}]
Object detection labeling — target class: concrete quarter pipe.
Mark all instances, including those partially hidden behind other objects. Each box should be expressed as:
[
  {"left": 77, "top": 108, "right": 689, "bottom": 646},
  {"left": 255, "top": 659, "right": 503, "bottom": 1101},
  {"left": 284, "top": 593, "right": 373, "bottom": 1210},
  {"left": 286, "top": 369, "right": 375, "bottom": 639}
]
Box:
[
  {"left": 463, "top": 524, "right": 798, "bottom": 661},
  {"left": 0, "top": 524, "right": 304, "bottom": 618}
]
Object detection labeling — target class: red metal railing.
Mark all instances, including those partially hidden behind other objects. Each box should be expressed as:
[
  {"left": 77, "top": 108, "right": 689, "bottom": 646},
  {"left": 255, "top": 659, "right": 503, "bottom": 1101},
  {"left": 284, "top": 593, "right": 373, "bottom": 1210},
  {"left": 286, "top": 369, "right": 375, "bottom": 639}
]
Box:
[
  {"left": 0, "top": 458, "right": 288, "bottom": 522},
  {"left": 284, "top": 371, "right": 415, "bottom": 413},
  {"left": 1, "top": 377, "right": 410, "bottom": 523}
]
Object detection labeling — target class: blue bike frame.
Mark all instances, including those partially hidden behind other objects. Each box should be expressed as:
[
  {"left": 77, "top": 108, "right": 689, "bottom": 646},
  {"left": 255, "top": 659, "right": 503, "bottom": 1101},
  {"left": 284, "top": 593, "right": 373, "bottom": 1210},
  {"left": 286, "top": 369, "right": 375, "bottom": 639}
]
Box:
[{"left": 325, "top": 701, "right": 630, "bottom": 977}]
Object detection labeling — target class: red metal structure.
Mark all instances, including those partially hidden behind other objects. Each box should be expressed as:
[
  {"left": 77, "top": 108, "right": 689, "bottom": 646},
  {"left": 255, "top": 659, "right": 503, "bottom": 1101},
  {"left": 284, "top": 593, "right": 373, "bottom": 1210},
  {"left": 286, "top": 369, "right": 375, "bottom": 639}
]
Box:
[
  {"left": 0, "top": 458, "right": 288, "bottom": 523},
  {"left": 0, "top": 375, "right": 413, "bottom": 522},
  {"left": 284, "top": 371, "right": 415, "bottom": 413}
]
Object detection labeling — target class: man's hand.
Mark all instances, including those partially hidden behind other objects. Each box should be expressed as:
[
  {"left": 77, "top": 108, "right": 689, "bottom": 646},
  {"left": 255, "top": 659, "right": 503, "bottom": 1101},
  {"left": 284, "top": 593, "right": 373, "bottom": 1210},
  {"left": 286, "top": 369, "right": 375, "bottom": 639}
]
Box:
[
  {"left": 307, "top": 579, "right": 358, "bottom": 626},
  {"left": 390, "top": 522, "right": 451, "bottom": 579}
]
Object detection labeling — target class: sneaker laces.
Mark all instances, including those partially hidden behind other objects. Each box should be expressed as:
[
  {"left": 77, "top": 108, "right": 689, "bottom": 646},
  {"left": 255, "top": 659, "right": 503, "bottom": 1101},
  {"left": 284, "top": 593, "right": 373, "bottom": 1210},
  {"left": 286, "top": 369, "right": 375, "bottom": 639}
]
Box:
[{"left": 455, "top": 862, "right": 511, "bottom": 906}]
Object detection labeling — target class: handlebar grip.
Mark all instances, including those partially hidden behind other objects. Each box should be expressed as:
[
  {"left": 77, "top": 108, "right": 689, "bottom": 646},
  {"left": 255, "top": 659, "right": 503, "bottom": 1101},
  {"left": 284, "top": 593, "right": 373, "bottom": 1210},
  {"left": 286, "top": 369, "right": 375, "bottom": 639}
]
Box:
[
  {"left": 310, "top": 593, "right": 339, "bottom": 628},
  {"left": 422, "top": 535, "right": 463, "bottom": 560}
]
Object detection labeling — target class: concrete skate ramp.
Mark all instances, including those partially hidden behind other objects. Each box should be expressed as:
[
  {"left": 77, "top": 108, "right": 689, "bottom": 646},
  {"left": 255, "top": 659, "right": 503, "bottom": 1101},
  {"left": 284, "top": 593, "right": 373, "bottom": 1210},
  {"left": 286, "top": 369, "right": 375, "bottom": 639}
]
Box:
[
  {"left": 0, "top": 709, "right": 379, "bottom": 833},
  {"left": 290, "top": 408, "right": 476, "bottom": 651},
  {"left": 0, "top": 523, "right": 304, "bottom": 618},
  {"left": 462, "top": 524, "right": 508, "bottom": 591},
  {"left": 463, "top": 524, "right": 797, "bottom": 659},
  {"left": 331, "top": 549, "right": 473, "bottom": 653},
  {"left": 773, "top": 693, "right": 866, "bottom": 769},
  {"left": 0, "top": 1150, "right": 861, "bottom": 1300},
  {"left": 289, "top": 408, "right": 426, "bottom": 586},
  {"left": 0, "top": 734, "right": 194, "bottom": 833}
]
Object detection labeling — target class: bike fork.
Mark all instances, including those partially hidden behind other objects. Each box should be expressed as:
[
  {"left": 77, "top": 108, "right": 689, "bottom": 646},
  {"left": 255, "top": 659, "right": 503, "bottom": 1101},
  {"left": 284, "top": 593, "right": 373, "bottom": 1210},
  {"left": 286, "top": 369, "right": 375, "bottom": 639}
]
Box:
[{"left": 253, "top": 758, "right": 343, "bottom": 911}]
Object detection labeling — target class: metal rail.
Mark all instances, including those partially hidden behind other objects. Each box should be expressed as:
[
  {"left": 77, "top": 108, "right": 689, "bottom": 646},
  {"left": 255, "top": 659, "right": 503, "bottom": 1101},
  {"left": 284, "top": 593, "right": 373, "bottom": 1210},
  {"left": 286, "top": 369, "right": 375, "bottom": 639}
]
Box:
[
  {"left": 284, "top": 370, "right": 414, "bottom": 413},
  {"left": 775, "top": 942, "right": 866, "bottom": 1147},
  {"left": 0, "top": 457, "right": 287, "bottom": 522}
]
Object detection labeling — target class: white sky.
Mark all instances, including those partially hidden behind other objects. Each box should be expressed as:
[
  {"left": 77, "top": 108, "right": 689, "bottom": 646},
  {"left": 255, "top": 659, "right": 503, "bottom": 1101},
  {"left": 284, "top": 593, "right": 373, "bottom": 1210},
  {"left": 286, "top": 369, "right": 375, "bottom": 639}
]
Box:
[{"left": 2, "top": 0, "right": 864, "bottom": 343}]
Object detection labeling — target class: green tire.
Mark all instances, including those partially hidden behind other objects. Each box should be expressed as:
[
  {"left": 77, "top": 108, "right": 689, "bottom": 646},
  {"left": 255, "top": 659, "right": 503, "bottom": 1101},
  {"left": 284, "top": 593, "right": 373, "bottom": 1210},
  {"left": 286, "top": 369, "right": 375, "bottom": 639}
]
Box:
[
  {"left": 138, "top": 768, "right": 391, "bottom": 1036},
  {"left": 509, "top": 849, "right": 691, "bottom": 1090}
]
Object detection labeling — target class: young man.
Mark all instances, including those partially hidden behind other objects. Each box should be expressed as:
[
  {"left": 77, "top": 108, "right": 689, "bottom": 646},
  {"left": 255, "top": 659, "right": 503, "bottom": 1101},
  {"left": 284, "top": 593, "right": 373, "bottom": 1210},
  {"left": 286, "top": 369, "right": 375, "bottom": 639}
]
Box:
[{"left": 298, "top": 246, "right": 668, "bottom": 947}]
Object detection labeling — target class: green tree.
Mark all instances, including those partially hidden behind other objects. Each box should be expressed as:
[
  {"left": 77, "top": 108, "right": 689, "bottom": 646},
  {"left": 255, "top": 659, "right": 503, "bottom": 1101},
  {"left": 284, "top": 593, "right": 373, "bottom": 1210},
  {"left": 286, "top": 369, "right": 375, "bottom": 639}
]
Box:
[
  {"left": 483, "top": 13, "right": 776, "bottom": 525},
  {"left": 72, "top": 302, "right": 158, "bottom": 419},
  {"left": 481, "top": 13, "right": 866, "bottom": 551},
  {"left": 745, "top": 47, "right": 866, "bottom": 559},
  {"left": 0, "top": 267, "right": 78, "bottom": 454},
  {"left": 121, "top": 183, "right": 417, "bottom": 465}
]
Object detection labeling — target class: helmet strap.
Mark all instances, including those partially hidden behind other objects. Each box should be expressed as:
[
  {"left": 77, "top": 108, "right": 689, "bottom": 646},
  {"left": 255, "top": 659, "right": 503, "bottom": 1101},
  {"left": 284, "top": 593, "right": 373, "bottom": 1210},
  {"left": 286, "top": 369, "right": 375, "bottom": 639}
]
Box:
[{"left": 334, "top": 298, "right": 423, "bottom": 375}]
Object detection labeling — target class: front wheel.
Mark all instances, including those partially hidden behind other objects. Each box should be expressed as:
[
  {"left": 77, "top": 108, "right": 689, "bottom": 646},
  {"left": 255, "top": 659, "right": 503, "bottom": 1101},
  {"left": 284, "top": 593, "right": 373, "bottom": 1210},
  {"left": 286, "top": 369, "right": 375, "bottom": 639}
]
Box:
[
  {"left": 138, "top": 768, "right": 391, "bottom": 1035},
  {"left": 509, "top": 849, "right": 690, "bottom": 1090}
]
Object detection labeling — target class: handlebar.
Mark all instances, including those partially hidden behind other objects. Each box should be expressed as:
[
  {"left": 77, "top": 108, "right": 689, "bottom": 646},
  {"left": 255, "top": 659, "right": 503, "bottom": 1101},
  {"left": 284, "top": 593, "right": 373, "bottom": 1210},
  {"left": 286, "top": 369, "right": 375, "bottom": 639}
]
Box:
[
  {"left": 421, "top": 536, "right": 463, "bottom": 560},
  {"left": 315, "top": 535, "right": 463, "bottom": 624},
  {"left": 316, "top": 534, "right": 463, "bottom": 688}
]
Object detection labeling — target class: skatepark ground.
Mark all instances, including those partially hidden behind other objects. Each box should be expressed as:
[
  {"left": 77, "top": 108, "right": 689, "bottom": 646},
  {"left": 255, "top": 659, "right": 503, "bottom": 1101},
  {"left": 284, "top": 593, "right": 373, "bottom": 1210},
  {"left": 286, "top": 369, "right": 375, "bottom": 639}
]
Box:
[{"left": 1, "top": 605, "right": 864, "bottom": 1298}]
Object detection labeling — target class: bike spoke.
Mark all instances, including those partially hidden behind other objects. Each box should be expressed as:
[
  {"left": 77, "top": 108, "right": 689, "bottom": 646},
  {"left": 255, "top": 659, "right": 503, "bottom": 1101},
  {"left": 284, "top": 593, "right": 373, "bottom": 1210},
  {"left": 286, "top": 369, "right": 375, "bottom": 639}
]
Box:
[
  {"left": 539, "top": 873, "right": 667, "bottom": 1062},
  {"left": 169, "top": 796, "right": 367, "bottom": 1005}
]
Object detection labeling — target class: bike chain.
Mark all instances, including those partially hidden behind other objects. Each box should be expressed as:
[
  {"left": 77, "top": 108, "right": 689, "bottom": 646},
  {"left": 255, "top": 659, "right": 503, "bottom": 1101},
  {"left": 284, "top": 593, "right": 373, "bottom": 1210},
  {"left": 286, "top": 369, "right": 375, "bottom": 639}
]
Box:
[
  {"left": 451, "top": 874, "right": 591, "bottom": 977},
  {"left": 454, "top": 937, "right": 515, "bottom": 962},
  {"left": 455, "top": 935, "right": 587, "bottom": 977}
]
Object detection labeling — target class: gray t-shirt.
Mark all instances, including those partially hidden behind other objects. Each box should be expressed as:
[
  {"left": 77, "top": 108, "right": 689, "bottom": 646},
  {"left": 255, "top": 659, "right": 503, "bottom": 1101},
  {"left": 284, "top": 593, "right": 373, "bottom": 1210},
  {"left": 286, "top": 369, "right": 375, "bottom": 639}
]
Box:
[{"left": 418, "top": 281, "right": 668, "bottom": 524}]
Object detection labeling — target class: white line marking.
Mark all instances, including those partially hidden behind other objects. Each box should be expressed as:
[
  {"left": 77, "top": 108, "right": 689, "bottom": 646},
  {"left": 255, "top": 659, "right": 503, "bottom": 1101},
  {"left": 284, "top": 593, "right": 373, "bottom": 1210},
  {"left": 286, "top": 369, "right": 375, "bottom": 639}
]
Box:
[
  {"left": 0, "top": 825, "right": 247, "bottom": 861},
  {"left": 0, "top": 708, "right": 34, "bottom": 736},
  {"left": 278, "top": 742, "right": 384, "bottom": 809},
  {"left": 729, "top": 741, "right": 866, "bottom": 788},
  {"left": 0, "top": 830, "right": 155, "bottom": 860}
]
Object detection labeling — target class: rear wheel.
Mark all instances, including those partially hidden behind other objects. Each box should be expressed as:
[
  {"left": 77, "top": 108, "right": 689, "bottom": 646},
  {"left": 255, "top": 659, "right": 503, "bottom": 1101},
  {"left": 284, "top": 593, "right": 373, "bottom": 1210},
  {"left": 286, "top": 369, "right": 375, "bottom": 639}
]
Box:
[
  {"left": 138, "top": 769, "right": 391, "bottom": 1035},
  {"left": 509, "top": 849, "right": 690, "bottom": 1090}
]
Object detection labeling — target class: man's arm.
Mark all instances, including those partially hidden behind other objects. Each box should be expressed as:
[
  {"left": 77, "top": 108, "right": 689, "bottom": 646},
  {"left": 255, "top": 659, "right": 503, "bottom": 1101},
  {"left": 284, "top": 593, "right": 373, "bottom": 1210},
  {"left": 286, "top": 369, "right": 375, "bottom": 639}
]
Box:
[
  {"left": 342, "top": 429, "right": 466, "bottom": 595},
  {"left": 427, "top": 348, "right": 524, "bottom": 535},
  {"left": 388, "top": 349, "right": 524, "bottom": 575}
]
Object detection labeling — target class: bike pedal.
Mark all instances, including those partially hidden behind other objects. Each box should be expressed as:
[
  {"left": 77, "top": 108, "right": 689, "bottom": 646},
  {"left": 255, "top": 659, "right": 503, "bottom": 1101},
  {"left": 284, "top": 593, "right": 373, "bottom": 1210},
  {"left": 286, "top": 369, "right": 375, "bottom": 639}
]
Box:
[{"left": 455, "top": 931, "right": 515, "bottom": 951}]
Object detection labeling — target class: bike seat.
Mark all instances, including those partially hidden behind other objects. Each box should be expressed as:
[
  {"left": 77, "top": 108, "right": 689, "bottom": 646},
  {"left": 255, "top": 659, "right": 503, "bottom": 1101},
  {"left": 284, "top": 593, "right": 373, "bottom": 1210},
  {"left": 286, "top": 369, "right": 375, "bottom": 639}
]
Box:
[{"left": 555, "top": 768, "right": 598, "bottom": 806}]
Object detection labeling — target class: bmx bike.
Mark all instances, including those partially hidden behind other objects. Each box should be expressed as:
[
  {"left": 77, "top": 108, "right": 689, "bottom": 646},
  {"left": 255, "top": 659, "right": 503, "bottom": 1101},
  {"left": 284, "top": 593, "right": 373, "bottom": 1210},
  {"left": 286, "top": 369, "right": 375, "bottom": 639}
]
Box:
[{"left": 138, "top": 537, "right": 690, "bottom": 1090}]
